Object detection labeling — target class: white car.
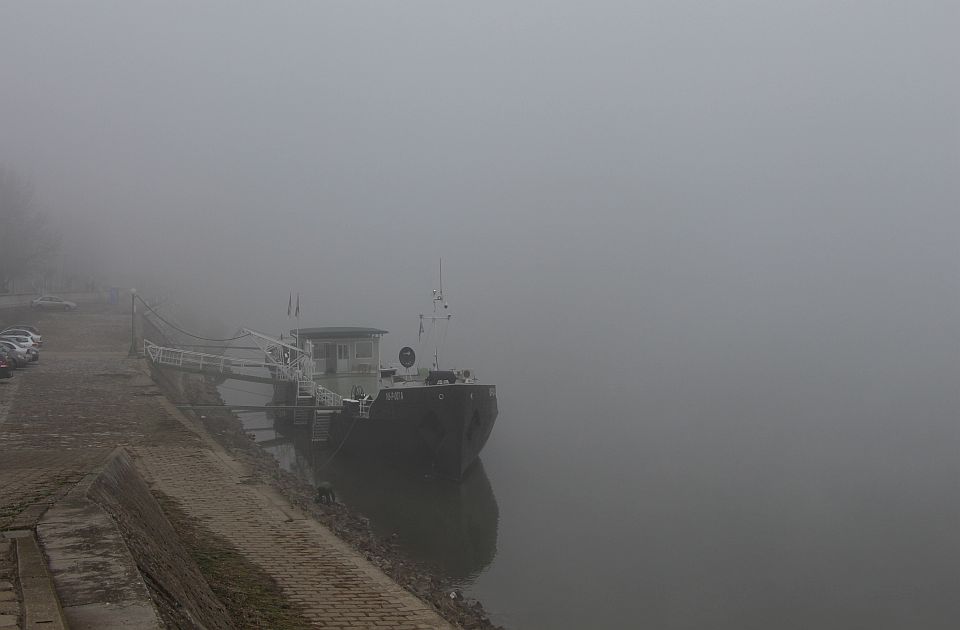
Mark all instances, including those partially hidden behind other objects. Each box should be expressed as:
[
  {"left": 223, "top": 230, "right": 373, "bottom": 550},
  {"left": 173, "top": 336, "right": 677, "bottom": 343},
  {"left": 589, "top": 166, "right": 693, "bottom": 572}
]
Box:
[
  {"left": 31, "top": 295, "right": 78, "bottom": 311},
  {"left": 1, "top": 328, "right": 42, "bottom": 346},
  {"left": 0, "top": 335, "right": 38, "bottom": 353},
  {"left": 9, "top": 324, "right": 40, "bottom": 335},
  {"left": 0, "top": 339, "right": 37, "bottom": 362},
  {"left": 0, "top": 333, "right": 37, "bottom": 348}
]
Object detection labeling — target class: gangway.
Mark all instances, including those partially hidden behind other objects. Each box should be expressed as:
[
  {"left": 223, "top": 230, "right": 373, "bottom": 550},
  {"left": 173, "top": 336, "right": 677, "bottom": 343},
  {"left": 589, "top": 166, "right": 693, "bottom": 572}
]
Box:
[
  {"left": 143, "top": 340, "right": 282, "bottom": 385},
  {"left": 143, "top": 332, "right": 346, "bottom": 444}
]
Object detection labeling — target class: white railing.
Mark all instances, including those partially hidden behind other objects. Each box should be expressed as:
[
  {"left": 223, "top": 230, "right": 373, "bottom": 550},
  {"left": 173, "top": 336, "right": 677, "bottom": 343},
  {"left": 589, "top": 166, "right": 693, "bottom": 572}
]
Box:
[
  {"left": 297, "top": 379, "right": 316, "bottom": 396},
  {"left": 143, "top": 340, "right": 276, "bottom": 374},
  {"left": 358, "top": 398, "right": 373, "bottom": 418},
  {"left": 317, "top": 387, "right": 343, "bottom": 407},
  {"left": 144, "top": 338, "right": 344, "bottom": 409}
]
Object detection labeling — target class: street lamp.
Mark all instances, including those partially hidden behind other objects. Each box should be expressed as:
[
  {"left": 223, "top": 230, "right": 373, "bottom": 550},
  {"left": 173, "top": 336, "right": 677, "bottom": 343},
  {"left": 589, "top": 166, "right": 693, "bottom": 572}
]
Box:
[{"left": 128, "top": 288, "right": 138, "bottom": 357}]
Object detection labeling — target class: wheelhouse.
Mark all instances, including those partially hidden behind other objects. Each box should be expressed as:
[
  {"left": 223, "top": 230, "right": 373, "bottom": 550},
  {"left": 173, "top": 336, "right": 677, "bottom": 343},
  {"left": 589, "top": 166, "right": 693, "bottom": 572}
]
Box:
[{"left": 293, "top": 326, "right": 387, "bottom": 399}]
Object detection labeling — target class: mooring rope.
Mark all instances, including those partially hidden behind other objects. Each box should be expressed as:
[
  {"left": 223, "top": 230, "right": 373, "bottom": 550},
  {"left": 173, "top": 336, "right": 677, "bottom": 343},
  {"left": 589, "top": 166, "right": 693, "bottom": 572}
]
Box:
[{"left": 136, "top": 295, "right": 248, "bottom": 342}]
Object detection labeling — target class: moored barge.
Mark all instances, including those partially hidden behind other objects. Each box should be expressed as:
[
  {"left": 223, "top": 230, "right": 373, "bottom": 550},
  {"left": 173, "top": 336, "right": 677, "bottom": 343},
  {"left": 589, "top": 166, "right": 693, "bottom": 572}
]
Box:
[{"left": 273, "top": 325, "right": 498, "bottom": 480}]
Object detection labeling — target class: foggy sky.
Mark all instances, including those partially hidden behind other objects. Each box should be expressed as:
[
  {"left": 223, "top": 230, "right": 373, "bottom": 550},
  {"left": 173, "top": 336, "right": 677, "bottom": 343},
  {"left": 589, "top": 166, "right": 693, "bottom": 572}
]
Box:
[
  {"left": 5, "top": 4, "right": 960, "bottom": 627},
  {"left": 1, "top": 1, "right": 958, "bottom": 389}
]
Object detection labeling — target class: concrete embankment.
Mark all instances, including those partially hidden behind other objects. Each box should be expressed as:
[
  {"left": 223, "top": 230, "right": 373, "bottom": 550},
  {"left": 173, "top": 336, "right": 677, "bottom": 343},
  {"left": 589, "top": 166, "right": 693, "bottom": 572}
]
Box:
[
  {"left": 48, "top": 449, "right": 229, "bottom": 629},
  {"left": 0, "top": 303, "right": 453, "bottom": 629}
]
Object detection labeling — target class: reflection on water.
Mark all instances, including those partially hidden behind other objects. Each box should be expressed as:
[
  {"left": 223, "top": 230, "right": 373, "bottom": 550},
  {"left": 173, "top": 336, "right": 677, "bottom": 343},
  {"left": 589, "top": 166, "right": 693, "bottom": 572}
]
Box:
[
  {"left": 232, "top": 399, "right": 500, "bottom": 586},
  {"left": 320, "top": 453, "right": 499, "bottom": 585}
]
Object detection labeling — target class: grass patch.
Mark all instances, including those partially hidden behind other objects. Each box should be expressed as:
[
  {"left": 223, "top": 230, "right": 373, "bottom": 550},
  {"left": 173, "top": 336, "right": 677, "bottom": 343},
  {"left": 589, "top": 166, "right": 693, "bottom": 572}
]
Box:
[{"left": 155, "top": 493, "right": 313, "bottom": 630}]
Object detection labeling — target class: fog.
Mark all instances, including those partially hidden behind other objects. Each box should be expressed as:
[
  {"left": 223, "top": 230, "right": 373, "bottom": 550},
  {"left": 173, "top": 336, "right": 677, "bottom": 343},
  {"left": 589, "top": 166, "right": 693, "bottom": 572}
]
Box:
[{"left": 3, "top": 2, "right": 959, "bottom": 627}]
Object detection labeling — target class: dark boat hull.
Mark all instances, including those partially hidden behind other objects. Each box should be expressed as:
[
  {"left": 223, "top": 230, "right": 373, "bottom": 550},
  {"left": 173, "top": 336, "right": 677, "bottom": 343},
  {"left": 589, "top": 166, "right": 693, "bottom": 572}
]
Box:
[
  {"left": 274, "top": 382, "right": 498, "bottom": 480},
  {"left": 335, "top": 384, "right": 498, "bottom": 480},
  {"left": 262, "top": 416, "right": 500, "bottom": 579}
]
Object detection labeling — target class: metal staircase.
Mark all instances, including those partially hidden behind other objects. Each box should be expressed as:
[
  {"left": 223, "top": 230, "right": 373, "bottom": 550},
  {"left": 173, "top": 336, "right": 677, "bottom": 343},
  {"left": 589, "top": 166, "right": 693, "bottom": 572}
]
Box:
[
  {"left": 311, "top": 413, "right": 331, "bottom": 443},
  {"left": 295, "top": 379, "right": 343, "bottom": 442},
  {"left": 294, "top": 380, "right": 315, "bottom": 425}
]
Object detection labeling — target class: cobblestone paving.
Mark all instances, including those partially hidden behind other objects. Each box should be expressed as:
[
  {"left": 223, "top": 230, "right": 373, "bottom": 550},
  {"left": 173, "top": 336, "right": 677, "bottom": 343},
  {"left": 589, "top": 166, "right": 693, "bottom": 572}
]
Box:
[
  {"left": 135, "top": 443, "right": 450, "bottom": 629},
  {"left": 0, "top": 307, "right": 166, "bottom": 529},
  {"left": 1, "top": 305, "right": 451, "bottom": 629},
  {"left": 0, "top": 306, "right": 134, "bottom": 627},
  {"left": 0, "top": 375, "right": 19, "bottom": 434},
  {"left": 1, "top": 308, "right": 132, "bottom": 527}
]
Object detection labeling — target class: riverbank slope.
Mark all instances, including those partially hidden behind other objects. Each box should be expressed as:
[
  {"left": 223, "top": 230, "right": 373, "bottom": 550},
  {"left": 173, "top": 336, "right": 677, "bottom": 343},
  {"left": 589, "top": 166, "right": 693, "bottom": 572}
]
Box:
[{"left": 0, "top": 303, "right": 455, "bottom": 629}]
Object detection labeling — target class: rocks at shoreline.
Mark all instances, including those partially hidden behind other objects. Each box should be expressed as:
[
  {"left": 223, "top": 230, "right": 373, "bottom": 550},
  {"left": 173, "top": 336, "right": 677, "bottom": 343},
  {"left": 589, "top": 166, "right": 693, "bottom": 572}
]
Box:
[{"left": 183, "top": 376, "right": 504, "bottom": 630}]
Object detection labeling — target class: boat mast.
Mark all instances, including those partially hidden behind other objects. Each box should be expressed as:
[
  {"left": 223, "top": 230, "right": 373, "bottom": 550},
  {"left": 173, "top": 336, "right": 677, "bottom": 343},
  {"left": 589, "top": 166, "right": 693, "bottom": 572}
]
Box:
[{"left": 419, "top": 259, "right": 451, "bottom": 370}]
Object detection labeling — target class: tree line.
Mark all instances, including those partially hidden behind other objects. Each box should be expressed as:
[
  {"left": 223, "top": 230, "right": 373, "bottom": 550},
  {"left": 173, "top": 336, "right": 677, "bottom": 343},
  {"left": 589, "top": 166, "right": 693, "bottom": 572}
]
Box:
[{"left": 0, "top": 167, "right": 60, "bottom": 293}]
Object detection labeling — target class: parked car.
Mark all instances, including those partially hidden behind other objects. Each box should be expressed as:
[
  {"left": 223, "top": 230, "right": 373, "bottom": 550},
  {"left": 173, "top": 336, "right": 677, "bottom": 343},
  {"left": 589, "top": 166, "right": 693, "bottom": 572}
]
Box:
[
  {"left": 1, "top": 334, "right": 37, "bottom": 349},
  {"left": 0, "top": 352, "right": 12, "bottom": 379},
  {"left": 8, "top": 324, "right": 40, "bottom": 334},
  {"left": 0, "top": 345, "right": 17, "bottom": 371},
  {"left": 31, "top": 295, "right": 77, "bottom": 311},
  {"left": 0, "top": 341, "right": 30, "bottom": 367},
  {"left": 1, "top": 328, "right": 42, "bottom": 346},
  {"left": 0, "top": 349, "right": 19, "bottom": 370},
  {"left": 0, "top": 337, "right": 39, "bottom": 361}
]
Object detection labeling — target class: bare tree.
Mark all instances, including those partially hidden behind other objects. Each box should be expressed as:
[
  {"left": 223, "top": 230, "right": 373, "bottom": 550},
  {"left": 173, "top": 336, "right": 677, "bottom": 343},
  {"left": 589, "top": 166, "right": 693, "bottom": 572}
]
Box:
[{"left": 0, "top": 168, "right": 60, "bottom": 293}]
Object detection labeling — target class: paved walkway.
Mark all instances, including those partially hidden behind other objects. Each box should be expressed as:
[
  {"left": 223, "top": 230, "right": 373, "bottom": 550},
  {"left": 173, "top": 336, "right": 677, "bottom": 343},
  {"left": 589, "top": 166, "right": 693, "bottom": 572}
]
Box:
[
  {"left": 136, "top": 441, "right": 447, "bottom": 629},
  {"left": 0, "top": 311, "right": 144, "bottom": 532},
  {"left": 0, "top": 305, "right": 451, "bottom": 629}
]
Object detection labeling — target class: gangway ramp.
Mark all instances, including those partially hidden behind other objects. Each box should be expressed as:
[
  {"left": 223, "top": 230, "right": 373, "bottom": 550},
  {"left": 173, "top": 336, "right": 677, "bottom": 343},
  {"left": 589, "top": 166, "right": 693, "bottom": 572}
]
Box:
[
  {"left": 143, "top": 339, "right": 284, "bottom": 385},
  {"left": 143, "top": 334, "right": 347, "bottom": 444},
  {"left": 143, "top": 337, "right": 344, "bottom": 412}
]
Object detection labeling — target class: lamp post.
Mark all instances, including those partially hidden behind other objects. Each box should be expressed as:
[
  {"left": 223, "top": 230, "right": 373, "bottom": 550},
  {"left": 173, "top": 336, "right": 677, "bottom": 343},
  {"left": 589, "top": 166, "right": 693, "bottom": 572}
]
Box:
[{"left": 128, "top": 288, "right": 138, "bottom": 357}]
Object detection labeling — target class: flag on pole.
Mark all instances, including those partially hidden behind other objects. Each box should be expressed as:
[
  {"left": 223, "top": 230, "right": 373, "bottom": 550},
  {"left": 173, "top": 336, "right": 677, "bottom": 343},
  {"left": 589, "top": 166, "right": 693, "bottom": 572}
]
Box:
[
  {"left": 419, "top": 316, "right": 424, "bottom": 342},
  {"left": 295, "top": 293, "right": 300, "bottom": 318},
  {"left": 287, "top": 293, "right": 292, "bottom": 317}
]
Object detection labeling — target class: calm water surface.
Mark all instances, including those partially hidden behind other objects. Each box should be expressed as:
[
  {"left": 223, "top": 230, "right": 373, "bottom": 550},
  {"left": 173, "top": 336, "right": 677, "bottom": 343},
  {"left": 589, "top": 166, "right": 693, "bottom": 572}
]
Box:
[{"left": 221, "top": 346, "right": 960, "bottom": 629}]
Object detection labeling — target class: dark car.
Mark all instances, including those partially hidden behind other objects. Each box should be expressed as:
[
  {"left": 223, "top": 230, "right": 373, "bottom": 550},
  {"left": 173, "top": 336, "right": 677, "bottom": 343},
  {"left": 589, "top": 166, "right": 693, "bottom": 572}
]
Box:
[
  {"left": 0, "top": 352, "right": 12, "bottom": 379},
  {"left": 0, "top": 346, "right": 16, "bottom": 368},
  {"left": 0, "top": 340, "right": 30, "bottom": 367}
]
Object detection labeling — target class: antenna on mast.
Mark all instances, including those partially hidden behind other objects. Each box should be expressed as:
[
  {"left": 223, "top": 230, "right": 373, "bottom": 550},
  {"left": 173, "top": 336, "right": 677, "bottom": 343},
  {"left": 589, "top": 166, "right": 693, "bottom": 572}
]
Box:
[
  {"left": 432, "top": 258, "right": 448, "bottom": 313},
  {"left": 422, "top": 259, "right": 451, "bottom": 369}
]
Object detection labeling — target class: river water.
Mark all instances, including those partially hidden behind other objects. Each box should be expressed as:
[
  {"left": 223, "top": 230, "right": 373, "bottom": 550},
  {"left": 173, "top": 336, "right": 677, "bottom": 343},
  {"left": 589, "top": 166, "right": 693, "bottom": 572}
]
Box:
[{"left": 220, "top": 320, "right": 960, "bottom": 630}]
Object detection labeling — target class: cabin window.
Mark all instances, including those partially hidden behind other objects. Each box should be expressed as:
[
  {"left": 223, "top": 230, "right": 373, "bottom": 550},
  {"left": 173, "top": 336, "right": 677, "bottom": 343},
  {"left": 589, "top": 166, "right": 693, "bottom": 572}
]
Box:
[
  {"left": 313, "top": 344, "right": 327, "bottom": 360},
  {"left": 355, "top": 341, "right": 373, "bottom": 359},
  {"left": 337, "top": 344, "right": 349, "bottom": 360}
]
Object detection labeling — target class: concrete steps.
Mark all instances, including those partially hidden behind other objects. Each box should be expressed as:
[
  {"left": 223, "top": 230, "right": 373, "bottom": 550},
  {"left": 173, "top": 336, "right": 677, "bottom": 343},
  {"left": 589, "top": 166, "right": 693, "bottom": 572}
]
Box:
[
  {"left": 3, "top": 529, "right": 68, "bottom": 630},
  {"left": 0, "top": 536, "right": 20, "bottom": 629}
]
